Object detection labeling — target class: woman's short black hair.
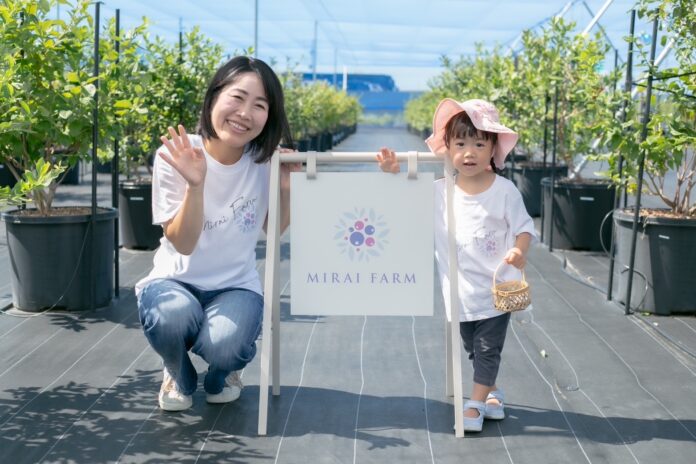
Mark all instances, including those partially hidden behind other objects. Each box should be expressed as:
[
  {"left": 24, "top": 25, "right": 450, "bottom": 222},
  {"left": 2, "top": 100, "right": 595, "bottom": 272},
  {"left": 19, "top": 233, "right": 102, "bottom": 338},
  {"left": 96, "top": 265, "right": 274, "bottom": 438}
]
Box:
[{"left": 197, "top": 56, "right": 292, "bottom": 163}]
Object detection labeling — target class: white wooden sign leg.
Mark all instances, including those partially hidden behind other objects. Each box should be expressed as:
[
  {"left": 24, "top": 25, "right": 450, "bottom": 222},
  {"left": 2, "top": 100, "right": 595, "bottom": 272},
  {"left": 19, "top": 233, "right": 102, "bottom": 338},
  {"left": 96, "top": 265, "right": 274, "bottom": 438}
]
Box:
[
  {"left": 450, "top": 311, "right": 464, "bottom": 437},
  {"left": 445, "top": 320, "right": 453, "bottom": 397},
  {"left": 258, "top": 153, "right": 281, "bottom": 436},
  {"left": 446, "top": 168, "right": 464, "bottom": 438},
  {"left": 272, "top": 233, "right": 281, "bottom": 396}
]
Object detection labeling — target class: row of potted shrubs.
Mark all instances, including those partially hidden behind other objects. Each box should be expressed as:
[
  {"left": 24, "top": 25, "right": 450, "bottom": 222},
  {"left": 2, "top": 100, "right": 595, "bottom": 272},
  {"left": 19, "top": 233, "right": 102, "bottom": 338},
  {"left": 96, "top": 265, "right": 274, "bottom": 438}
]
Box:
[
  {"left": 404, "top": 2, "right": 695, "bottom": 315},
  {"left": 0, "top": 0, "right": 360, "bottom": 312}
]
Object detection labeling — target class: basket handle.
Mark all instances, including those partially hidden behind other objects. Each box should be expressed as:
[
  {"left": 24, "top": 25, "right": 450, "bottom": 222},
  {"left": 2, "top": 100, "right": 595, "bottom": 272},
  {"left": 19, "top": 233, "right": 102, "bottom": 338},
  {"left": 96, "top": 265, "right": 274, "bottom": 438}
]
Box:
[{"left": 492, "top": 261, "right": 526, "bottom": 286}]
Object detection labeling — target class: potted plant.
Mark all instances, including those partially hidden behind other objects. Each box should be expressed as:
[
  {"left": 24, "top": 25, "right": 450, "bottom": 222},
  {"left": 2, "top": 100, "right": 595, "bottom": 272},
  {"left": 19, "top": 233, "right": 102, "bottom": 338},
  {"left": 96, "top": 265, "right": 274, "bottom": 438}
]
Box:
[
  {"left": 281, "top": 69, "right": 312, "bottom": 151},
  {"left": 521, "top": 18, "right": 619, "bottom": 251},
  {"left": 604, "top": 0, "right": 696, "bottom": 314},
  {"left": 405, "top": 46, "right": 518, "bottom": 157},
  {"left": 114, "top": 27, "right": 224, "bottom": 250},
  {"left": 0, "top": 0, "right": 142, "bottom": 311}
]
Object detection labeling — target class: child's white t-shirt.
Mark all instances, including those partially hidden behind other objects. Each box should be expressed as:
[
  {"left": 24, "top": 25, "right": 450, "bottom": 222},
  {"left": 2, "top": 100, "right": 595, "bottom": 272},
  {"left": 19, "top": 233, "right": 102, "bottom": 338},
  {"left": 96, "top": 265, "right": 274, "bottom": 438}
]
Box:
[
  {"left": 135, "top": 135, "right": 270, "bottom": 297},
  {"left": 434, "top": 175, "right": 536, "bottom": 322}
]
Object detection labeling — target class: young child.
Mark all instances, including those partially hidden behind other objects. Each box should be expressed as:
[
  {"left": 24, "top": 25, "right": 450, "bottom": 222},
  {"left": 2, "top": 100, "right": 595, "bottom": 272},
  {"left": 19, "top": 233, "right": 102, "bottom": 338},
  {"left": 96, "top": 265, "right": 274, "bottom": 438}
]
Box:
[
  {"left": 377, "top": 98, "right": 535, "bottom": 432},
  {"left": 136, "top": 56, "right": 295, "bottom": 411}
]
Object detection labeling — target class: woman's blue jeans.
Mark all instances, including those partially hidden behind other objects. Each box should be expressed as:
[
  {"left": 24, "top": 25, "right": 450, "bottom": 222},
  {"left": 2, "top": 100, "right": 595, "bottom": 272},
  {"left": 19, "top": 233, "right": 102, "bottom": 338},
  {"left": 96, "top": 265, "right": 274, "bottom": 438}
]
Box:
[{"left": 137, "top": 279, "right": 263, "bottom": 395}]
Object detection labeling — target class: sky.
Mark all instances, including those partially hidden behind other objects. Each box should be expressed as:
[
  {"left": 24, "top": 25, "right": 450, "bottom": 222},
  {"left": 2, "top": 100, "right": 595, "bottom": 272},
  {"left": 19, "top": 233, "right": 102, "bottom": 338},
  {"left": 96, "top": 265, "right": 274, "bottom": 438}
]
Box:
[{"left": 55, "top": 0, "right": 672, "bottom": 91}]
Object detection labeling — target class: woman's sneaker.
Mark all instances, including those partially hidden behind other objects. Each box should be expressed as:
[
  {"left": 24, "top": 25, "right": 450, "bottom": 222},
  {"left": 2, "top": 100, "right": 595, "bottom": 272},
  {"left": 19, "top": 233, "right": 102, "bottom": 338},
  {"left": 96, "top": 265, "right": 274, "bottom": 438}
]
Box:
[
  {"left": 206, "top": 371, "right": 243, "bottom": 404},
  {"left": 159, "top": 368, "right": 193, "bottom": 411}
]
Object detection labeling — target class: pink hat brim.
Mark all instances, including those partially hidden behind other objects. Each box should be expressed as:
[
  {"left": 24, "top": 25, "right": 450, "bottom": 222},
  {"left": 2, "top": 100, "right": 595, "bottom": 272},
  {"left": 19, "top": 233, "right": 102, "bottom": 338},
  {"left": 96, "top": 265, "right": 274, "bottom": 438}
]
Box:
[{"left": 425, "top": 98, "right": 518, "bottom": 169}]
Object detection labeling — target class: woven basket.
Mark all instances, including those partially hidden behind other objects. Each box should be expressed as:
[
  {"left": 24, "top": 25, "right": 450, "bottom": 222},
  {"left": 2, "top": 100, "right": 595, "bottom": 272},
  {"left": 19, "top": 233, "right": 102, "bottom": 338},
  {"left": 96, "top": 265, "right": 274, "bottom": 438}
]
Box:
[{"left": 492, "top": 262, "right": 531, "bottom": 312}]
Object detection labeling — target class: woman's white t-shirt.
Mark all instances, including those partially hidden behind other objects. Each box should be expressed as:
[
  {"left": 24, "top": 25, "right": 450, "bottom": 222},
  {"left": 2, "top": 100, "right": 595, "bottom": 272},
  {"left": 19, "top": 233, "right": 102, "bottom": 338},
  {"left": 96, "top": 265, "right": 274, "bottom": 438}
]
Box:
[
  {"left": 434, "top": 175, "right": 536, "bottom": 322},
  {"left": 135, "top": 135, "right": 270, "bottom": 297}
]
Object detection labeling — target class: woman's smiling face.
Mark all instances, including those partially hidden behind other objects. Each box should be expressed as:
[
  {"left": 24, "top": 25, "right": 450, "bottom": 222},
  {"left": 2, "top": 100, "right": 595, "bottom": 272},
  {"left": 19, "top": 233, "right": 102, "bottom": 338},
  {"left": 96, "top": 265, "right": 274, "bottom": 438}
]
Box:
[{"left": 210, "top": 72, "right": 269, "bottom": 149}]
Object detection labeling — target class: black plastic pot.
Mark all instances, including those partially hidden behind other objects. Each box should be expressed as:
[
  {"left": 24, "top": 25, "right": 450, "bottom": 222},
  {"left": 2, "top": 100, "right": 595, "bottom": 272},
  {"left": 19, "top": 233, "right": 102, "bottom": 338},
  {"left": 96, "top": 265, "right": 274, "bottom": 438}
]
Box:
[
  {"left": 541, "top": 178, "right": 615, "bottom": 251},
  {"left": 96, "top": 160, "right": 112, "bottom": 173},
  {"left": 614, "top": 209, "right": 696, "bottom": 315},
  {"left": 61, "top": 163, "right": 81, "bottom": 185},
  {"left": 119, "top": 181, "right": 163, "bottom": 250},
  {"left": 511, "top": 164, "right": 568, "bottom": 216},
  {"left": 320, "top": 132, "right": 333, "bottom": 152},
  {"left": 296, "top": 139, "right": 310, "bottom": 152},
  {"left": 1, "top": 207, "right": 118, "bottom": 312},
  {"left": 0, "top": 163, "right": 17, "bottom": 188}
]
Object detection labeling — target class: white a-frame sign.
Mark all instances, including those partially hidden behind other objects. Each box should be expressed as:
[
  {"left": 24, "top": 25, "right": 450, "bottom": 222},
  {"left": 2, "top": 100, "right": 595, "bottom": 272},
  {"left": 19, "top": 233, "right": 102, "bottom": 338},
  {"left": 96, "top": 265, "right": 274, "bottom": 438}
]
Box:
[{"left": 258, "top": 151, "right": 466, "bottom": 437}]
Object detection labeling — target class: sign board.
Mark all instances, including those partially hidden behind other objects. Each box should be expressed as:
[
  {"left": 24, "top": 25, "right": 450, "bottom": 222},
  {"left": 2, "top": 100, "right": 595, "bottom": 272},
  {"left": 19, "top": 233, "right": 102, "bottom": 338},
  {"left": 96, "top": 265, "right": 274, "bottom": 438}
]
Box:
[{"left": 290, "top": 172, "right": 434, "bottom": 316}]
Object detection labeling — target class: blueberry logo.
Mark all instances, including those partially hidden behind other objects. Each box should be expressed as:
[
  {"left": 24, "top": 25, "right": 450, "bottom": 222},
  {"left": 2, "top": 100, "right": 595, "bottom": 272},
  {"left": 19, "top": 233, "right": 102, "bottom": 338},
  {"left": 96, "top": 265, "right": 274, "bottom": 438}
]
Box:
[
  {"left": 236, "top": 210, "right": 257, "bottom": 233},
  {"left": 334, "top": 208, "right": 389, "bottom": 261},
  {"left": 234, "top": 199, "right": 258, "bottom": 233}
]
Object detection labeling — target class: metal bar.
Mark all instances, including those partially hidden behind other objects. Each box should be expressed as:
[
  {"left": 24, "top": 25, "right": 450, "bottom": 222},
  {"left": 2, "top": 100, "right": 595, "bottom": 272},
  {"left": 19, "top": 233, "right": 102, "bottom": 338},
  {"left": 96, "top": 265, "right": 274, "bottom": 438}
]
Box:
[
  {"left": 581, "top": 0, "right": 615, "bottom": 36},
  {"left": 548, "top": 85, "right": 559, "bottom": 252},
  {"left": 540, "top": 92, "right": 550, "bottom": 243},
  {"left": 90, "top": 1, "right": 101, "bottom": 310},
  {"left": 112, "top": 8, "right": 120, "bottom": 298},
  {"left": 625, "top": 17, "right": 658, "bottom": 315},
  {"left": 272, "top": 151, "right": 439, "bottom": 164},
  {"left": 254, "top": 0, "right": 258, "bottom": 57},
  {"left": 312, "top": 20, "right": 318, "bottom": 81},
  {"left": 506, "top": 0, "right": 577, "bottom": 56},
  {"left": 607, "top": 8, "right": 636, "bottom": 301},
  {"left": 581, "top": 0, "right": 622, "bottom": 61},
  {"left": 556, "top": 0, "right": 577, "bottom": 19},
  {"left": 630, "top": 38, "right": 674, "bottom": 98}
]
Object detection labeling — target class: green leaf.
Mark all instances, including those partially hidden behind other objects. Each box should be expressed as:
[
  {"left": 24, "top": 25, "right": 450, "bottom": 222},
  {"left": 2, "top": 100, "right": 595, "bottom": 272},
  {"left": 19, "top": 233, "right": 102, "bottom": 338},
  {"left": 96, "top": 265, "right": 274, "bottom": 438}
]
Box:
[{"left": 66, "top": 71, "right": 80, "bottom": 84}]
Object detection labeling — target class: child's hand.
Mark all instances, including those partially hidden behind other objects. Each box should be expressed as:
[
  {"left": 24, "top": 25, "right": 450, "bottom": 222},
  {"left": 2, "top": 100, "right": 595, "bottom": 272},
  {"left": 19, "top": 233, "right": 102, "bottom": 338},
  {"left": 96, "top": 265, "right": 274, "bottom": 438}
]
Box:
[
  {"left": 376, "top": 147, "right": 400, "bottom": 173},
  {"left": 504, "top": 247, "right": 526, "bottom": 269}
]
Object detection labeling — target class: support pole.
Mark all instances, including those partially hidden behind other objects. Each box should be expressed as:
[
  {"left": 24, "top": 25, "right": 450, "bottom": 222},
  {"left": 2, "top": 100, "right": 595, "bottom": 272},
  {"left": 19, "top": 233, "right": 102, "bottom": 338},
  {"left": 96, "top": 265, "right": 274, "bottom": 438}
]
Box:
[
  {"left": 90, "top": 2, "right": 101, "bottom": 310},
  {"left": 540, "top": 91, "right": 550, "bottom": 244},
  {"left": 548, "top": 85, "right": 559, "bottom": 252},
  {"left": 112, "top": 8, "right": 120, "bottom": 298},
  {"left": 581, "top": 0, "right": 615, "bottom": 36},
  {"left": 607, "top": 9, "right": 635, "bottom": 301},
  {"left": 312, "top": 20, "right": 318, "bottom": 81},
  {"left": 254, "top": 0, "right": 259, "bottom": 57},
  {"left": 624, "top": 17, "right": 658, "bottom": 315}
]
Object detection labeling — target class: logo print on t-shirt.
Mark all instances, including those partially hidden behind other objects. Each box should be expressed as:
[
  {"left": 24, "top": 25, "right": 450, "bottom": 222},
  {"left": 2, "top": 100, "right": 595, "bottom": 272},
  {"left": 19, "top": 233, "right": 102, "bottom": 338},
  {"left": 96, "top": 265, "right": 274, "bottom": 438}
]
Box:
[
  {"left": 457, "top": 226, "right": 499, "bottom": 258},
  {"left": 231, "top": 196, "right": 258, "bottom": 233},
  {"left": 475, "top": 229, "right": 498, "bottom": 256},
  {"left": 334, "top": 207, "right": 389, "bottom": 262}
]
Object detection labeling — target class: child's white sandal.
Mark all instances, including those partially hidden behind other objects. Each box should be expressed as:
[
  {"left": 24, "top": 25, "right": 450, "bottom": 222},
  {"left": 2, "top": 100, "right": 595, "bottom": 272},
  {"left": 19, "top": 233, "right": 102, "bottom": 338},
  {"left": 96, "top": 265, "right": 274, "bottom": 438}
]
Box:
[
  {"left": 462, "top": 400, "right": 486, "bottom": 432},
  {"left": 484, "top": 389, "right": 505, "bottom": 420}
]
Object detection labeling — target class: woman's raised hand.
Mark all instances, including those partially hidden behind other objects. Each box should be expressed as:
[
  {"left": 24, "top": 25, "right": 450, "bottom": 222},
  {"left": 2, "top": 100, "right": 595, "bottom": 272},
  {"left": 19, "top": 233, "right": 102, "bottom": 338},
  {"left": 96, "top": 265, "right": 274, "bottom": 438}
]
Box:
[
  {"left": 158, "top": 125, "right": 207, "bottom": 189},
  {"left": 376, "top": 147, "right": 400, "bottom": 173}
]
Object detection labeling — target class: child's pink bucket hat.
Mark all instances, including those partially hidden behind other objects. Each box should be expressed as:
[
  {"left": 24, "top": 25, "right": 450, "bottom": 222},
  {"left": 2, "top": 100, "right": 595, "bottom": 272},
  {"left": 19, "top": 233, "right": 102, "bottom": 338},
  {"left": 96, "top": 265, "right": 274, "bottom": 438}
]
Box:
[{"left": 425, "top": 98, "right": 519, "bottom": 169}]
